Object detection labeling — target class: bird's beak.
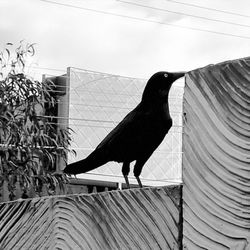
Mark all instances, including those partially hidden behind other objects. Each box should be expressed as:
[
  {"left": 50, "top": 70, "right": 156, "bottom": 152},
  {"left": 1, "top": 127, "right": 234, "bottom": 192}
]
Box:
[{"left": 173, "top": 71, "right": 186, "bottom": 81}]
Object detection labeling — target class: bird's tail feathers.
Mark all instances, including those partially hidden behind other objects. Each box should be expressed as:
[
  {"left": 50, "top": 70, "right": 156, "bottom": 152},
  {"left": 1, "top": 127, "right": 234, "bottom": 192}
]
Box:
[{"left": 64, "top": 150, "right": 108, "bottom": 175}]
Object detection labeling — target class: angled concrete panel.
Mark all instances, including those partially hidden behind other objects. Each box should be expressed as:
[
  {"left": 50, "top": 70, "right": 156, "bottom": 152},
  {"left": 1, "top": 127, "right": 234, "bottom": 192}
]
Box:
[
  {"left": 0, "top": 185, "right": 182, "bottom": 249},
  {"left": 183, "top": 57, "right": 250, "bottom": 249}
]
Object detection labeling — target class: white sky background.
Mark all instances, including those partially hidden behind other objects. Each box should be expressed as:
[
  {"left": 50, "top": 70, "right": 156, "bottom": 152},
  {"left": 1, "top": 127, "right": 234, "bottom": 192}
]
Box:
[{"left": 0, "top": 0, "right": 250, "bottom": 80}]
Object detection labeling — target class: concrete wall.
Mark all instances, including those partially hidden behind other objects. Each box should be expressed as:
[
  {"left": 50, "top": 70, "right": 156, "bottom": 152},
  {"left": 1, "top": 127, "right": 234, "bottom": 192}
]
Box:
[
  {"left": 0, "top": 185, "right": 182, "bottom": 249},
  {"left": 182, "top": 57, "right": 250, "bottom": 249}
]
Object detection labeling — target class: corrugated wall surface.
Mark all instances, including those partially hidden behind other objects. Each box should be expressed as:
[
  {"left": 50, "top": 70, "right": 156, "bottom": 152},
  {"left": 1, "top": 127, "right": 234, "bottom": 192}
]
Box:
[
  {"left": 183, "top": 57, "right": 250, "bottom": 249},
  {"left": 0, "top": 185, "right": 182, "bottom": 250}
]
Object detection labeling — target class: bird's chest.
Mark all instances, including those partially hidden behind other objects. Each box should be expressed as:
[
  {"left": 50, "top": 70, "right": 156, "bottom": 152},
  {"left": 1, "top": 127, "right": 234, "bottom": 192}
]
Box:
[
  {"left": 140, "top": 110, "right": 172, "bottom": 145},
  {"left": 147, "top": 105, "right": 172, "bottom": 129}
]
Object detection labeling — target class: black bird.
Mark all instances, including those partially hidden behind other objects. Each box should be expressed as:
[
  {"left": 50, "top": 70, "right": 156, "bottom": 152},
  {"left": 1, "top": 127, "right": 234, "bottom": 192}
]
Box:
[{"left": 64, "top": 71, "right": 185, "bottom": 188}]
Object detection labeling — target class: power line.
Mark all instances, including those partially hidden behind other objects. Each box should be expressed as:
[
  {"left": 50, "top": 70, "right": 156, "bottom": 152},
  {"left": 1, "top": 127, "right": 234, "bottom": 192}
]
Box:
[
  {"left": 71, "top": 89, "right": 184, "bottom": 99},
  {"left": 70, "top": 146, "right": 183, "bottom": 154},
  {"left": 40, "top": 0, "right": 250, "bottom": 40},
  {"left": 68, "top": 124, "right": 184, "bottom": 132},
  {"left": 42, "top": 81, "right": 185, "bottom": 90},
  {"left": 165, "top": 0, "right": 250, "bottom": 19},
  {"left": 40, "top": 115, "right": 184, "bottom": 127},
  {"left": 42, "top": 115, "right": 118, "bottom": 124},
  {"left": 44, "top": 120, "right": 184, "bottom": 132},
  {"left": 69, "top": 102, "right": 183, "bottom": 111},
  {"left": 117, "top": 0, "right": 250, "bottom": 29}
]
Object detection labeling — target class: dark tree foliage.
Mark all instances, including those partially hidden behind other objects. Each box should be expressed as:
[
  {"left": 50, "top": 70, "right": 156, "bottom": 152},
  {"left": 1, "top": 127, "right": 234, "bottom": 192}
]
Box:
[{"left": 0, "top": 42, "right": 74, "bottom": 199}]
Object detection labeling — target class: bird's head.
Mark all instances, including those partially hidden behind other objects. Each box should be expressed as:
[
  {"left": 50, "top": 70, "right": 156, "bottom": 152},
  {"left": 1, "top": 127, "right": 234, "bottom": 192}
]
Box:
[{"left": 142, "top": 71, "right": 185, "bottom": 102}]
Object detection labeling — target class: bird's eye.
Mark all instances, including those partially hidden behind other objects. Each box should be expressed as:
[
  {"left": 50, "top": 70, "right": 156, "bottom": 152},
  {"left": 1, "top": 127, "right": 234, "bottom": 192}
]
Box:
[{"left": 164, "top": 73, "right": 168, "bottom": 78}]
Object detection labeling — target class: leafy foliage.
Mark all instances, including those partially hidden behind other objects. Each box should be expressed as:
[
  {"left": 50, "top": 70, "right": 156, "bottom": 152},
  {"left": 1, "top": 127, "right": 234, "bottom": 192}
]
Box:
[{"left": 0, "top": 42, "right": 73, "bottom": 199}]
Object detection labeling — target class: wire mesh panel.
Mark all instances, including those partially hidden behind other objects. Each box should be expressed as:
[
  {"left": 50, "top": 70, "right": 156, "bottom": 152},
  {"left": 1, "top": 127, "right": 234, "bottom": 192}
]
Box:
[{"left": 68, "top": 68, "right": 184, "bottom": 186}]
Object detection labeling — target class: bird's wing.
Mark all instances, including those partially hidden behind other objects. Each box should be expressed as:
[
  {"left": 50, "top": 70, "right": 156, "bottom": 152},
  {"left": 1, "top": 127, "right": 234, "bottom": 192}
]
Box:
[
  {"left": 96, "top": 104, "right": 168, "bottom": 161},
  {"left": 97, "top": 106, "right": 142, "bottom": 148}
]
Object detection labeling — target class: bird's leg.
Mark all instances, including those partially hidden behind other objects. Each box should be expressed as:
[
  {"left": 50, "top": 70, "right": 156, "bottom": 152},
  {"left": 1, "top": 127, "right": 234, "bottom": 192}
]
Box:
[
  {"left": 124, "top": 175, "right": 130, "bottom": 189},
  {"left": 135, "top": 176, "right": 143, "bottom": 188},
  {"left": 134, "top": 158, "right": 148, "bottom": 188},
  {"left": 122, "top": 162, "right": 130, "bottom": 189}
]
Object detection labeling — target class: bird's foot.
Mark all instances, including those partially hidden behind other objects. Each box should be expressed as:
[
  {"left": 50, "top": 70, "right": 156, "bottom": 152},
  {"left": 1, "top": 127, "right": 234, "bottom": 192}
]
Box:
[
  {"left": 136, "top": 176, "right": 143, "bottom": 188},
  {"left": 124, "top": 175, "right": 130, "bottom": 189}
]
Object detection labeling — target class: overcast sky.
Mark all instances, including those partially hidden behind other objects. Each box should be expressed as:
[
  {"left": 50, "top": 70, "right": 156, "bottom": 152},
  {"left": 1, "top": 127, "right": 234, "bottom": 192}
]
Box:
[{"left": 1, "top": 0, "right": 250, "bottom": 79}]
